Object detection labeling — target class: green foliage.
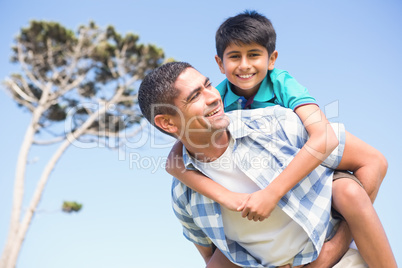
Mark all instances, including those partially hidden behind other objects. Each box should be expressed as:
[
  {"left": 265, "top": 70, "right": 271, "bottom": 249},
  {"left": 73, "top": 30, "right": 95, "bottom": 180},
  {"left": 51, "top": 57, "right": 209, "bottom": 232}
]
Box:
[
  {"left": 62, "top": 201, "right": 83, "bottom": 213},
  {"left": 4, "top": 20, "right": 169, "bottom": 144}
]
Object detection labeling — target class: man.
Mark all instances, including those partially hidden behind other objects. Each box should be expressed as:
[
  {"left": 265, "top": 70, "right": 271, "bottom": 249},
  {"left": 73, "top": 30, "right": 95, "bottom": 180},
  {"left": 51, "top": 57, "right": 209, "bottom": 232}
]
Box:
[{"left": 138, "top": 62, "right": 376, "bottom": 267}]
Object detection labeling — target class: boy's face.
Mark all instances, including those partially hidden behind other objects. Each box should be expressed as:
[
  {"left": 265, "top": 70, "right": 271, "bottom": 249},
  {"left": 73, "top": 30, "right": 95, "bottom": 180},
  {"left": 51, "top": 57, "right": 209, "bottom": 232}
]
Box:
[{"left": 215, "top": 42, "right": 278, "bottom": 98}]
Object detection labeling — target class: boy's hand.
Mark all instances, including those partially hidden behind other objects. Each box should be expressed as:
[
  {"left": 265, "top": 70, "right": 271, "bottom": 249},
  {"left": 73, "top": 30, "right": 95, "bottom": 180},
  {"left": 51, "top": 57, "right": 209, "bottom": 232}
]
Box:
[
  {"left": 220, "top": 192, "right": 251, "bottom": 211},
  {"left": 237, "top": 186, "right": 281, "bottom": 221}
]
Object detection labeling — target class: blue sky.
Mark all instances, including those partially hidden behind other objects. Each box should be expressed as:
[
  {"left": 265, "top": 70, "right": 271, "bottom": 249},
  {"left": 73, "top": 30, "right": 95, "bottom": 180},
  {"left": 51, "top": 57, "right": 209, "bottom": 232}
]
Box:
[{"left": 0, "top": 0, "right": 401, "bottom": 267}]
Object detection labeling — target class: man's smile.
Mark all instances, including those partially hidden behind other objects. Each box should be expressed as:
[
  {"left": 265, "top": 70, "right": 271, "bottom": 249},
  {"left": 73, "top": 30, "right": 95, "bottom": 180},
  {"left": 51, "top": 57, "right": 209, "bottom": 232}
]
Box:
[{"left": 205, "top": 106, "right": 222, "bottom": 117}]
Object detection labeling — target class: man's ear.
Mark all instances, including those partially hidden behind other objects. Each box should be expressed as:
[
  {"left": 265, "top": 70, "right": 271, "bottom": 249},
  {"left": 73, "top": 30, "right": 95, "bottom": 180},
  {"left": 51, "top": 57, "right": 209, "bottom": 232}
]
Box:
[
  {"left": 215, "top": 55, "right": 226, "bottom": 74},
  {"left": 154, "top": 114, "right": 178, "bottom": 134},
  {"left": 268, "top": 50, "right": 278, "bottom": 70}
]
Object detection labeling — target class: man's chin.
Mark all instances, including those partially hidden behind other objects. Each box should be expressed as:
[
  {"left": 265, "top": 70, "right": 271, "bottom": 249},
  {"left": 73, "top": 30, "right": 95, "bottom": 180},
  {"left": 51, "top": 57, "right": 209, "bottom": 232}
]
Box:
[{"left": 209, "top": 114, "right": 230, "bottom": 129}]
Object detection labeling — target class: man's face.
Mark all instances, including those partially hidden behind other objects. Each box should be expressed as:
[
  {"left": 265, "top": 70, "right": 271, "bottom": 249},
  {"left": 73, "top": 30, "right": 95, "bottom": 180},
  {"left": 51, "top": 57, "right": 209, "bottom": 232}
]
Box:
[
  {"left": 171, "top": 68, "right": 229, "bottom": 139},
  {"left": 216, "top": 42, "right": 277, "bottom": 99}
]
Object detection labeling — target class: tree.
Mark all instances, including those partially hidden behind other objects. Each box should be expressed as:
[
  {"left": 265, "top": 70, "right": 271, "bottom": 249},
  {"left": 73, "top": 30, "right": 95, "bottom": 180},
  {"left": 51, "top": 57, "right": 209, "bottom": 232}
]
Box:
[
  {"left": 62, "top": 201, "right": 83, "bottom": 213},
  {"left": 1, "top": 20, "right": 168, "bottom": 268}
]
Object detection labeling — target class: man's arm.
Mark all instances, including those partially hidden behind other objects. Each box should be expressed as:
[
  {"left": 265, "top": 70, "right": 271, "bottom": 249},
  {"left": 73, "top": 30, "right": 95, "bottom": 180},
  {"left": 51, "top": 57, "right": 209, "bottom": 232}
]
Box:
[
  {"left": 194, "top": 243, "right": 214, "bottom": 265},
  {"left": 304, "top": 221, "right": 352, "bottom": 268},
  {"left": 196, "top": 244, "right": 243, "bottom": 268}
]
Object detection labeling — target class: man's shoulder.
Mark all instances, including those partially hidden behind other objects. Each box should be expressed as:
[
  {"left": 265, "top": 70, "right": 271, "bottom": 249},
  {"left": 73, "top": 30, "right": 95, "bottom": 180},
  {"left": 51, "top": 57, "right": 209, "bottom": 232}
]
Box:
[
  {"left": 226, "top": 105, "right": 296, "bottom": 121},
  {"left": 226, "top": 106, "right": 300, "bottom": 137}
]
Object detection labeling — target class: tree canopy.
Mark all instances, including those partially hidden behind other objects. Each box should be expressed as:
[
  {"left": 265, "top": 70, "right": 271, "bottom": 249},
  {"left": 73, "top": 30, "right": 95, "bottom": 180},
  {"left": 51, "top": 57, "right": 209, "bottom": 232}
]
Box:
[{"left": 6, "top": 20, "right": 167, "bottom": 145}]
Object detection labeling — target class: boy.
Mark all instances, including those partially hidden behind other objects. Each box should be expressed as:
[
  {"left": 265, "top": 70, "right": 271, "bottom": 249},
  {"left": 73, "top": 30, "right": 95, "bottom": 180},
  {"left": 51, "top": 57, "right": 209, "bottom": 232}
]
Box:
[{"left": 166, "top": 11, "right": 394, "bottom": 267}]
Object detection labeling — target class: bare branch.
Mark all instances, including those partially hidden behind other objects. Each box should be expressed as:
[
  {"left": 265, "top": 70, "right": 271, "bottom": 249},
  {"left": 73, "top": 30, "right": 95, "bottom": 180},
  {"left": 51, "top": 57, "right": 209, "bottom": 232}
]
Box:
[
  {"left": 46, "top": 38, "right": 62, "bottom": 81},
  {"left": 4, "top": 79, "right": 37, "bottom": 104},
  {"left": 16, "top": 44, "right": 43, "bottom": 91},
  {"left": 33, "top": 136, "right": 65, "bottom": 145}
]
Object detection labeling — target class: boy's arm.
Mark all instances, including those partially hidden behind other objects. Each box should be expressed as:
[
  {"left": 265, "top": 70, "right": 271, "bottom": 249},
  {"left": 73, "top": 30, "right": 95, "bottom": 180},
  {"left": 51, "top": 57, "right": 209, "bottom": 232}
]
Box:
[
  {"left": 240, "top": 104, "right": 339, "bottom": 220},
  {"left": 166, "top": 141, "right": 249, "bottom": 211}
]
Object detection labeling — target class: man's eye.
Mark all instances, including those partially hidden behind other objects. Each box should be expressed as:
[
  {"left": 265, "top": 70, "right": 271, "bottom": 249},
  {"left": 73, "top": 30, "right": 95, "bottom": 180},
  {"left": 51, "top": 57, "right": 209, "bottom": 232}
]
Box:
[
  {"left": 190, "top": 92, "right": 200, "bottom": 101},
  {"left": 206, "top": 82, "right": 212, "bottom": 88}
]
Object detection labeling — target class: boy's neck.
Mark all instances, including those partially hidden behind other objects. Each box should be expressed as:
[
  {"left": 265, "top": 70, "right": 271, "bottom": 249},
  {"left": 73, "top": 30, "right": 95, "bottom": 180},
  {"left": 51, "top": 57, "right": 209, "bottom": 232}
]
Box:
[{"left": 231, "top": 82, "right": 262, "bottom": 99}]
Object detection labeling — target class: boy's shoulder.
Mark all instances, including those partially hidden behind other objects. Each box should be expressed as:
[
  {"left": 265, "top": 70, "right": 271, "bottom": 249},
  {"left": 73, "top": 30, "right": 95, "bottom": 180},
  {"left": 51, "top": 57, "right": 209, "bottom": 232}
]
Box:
[
  {"left": 216, "top": 78, "right": 228, "bottom": 97},
  {"left": 269, "top": 68, "right": 292, "bottom": 80}
]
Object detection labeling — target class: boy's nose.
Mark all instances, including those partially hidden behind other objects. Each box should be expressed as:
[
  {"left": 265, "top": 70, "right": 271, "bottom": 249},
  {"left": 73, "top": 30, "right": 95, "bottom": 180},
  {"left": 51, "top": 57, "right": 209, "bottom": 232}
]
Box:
[{"left": 239, "top": 57, "right": 251, "bottom": 70}]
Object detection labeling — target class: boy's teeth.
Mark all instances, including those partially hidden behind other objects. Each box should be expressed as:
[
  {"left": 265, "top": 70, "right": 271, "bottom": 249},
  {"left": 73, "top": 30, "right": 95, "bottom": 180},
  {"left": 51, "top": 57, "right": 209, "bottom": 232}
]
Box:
[{"left": 239, "top": 74, "right": 253, "bottom": 78}]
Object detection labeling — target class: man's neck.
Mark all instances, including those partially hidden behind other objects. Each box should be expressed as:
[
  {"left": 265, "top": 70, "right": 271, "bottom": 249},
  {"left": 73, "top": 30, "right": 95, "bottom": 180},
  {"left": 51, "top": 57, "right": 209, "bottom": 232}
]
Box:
[{"left": 183, "top": 130, "right": 230, "bottom": 162}]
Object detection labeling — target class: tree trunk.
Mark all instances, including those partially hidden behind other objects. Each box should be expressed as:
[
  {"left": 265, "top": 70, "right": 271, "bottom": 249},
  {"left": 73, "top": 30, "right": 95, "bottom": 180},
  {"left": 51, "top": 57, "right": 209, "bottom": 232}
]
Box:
[
  {"left": 0, "top": 105, "right": 44, "bottom": 268},
  {"left": 6, "top": 137, "right": 72, "bottom": 268},
  {"left": 1, "top": 103, "right": 109, "bottom": 268}
]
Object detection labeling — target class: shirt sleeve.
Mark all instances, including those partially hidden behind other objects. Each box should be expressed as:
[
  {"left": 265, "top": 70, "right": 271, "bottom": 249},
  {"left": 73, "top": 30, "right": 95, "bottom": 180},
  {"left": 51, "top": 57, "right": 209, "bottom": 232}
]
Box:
[
  {"left": 271, "top": 69, "right": 317, "bottom": 110},
  {"left": 171, "top": 178, "right": 212, "bottom": 247},
  {"left": 272, "top": 106, "right": 345, "bottom": 169},
  {"left": 320, "top": 122, "right": 346, "bottom": 169}
]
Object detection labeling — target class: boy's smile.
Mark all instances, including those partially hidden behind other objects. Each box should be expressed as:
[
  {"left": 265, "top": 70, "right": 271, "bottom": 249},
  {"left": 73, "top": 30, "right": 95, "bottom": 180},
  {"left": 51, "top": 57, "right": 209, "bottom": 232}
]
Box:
[{"left": 216, "top": 42, "right": 277, "bottom": 99}]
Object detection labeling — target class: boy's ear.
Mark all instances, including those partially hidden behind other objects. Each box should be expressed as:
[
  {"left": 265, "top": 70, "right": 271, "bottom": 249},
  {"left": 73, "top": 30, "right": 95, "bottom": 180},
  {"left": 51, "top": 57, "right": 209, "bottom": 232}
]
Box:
[
  {"left": 215, "top": 55, "right": 226, "bottom": 74},
  {"left": 268, "top": 50, "right": 278, "bottom": 70},
  {"left": 154, "top": 114, "right": 178, "bottom": 134}
]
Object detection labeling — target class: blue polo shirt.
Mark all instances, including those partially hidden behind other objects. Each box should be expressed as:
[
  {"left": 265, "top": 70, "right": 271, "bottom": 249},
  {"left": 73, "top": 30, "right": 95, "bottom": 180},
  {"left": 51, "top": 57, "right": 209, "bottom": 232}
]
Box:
[{"left": 216, "top": 68, "right": 317, "bottom": 112}]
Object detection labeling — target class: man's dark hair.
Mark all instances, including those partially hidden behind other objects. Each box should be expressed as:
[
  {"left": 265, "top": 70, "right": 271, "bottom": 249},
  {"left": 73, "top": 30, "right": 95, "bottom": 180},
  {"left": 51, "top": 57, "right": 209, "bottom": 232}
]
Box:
[
  {"left": 215, "top": 10, "right": 276, "bottom": 59},
  {"left": 138, "top": 61, "right": 192, "bottom": 135}
]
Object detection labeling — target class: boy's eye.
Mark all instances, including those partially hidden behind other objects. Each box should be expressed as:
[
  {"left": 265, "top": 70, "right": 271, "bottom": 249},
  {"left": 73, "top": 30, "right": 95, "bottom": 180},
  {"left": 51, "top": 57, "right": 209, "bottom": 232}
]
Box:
[
  {"left": 229, "top": 55, "right": 240, "bottom": 59},
  {"left": 249, "top": 53, "right": 260, "bottom": 57}
]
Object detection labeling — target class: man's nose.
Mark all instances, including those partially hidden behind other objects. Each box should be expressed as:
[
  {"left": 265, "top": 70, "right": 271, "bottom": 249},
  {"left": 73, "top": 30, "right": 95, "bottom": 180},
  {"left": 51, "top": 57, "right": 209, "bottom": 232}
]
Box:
[{"left": 204, "top": 88, "right": 220, "bottom": 105}]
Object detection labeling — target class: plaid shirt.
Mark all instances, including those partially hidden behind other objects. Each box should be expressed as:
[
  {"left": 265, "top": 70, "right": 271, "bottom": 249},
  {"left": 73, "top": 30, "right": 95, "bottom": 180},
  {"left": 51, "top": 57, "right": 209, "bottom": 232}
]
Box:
[{"left": 172, "top": 106, "right": 345, "bottom": 267}]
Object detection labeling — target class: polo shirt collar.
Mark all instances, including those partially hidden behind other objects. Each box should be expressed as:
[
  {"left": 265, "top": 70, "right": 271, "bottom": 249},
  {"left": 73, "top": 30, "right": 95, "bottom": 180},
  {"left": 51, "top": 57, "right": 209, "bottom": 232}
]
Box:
[
  {"left": 223, "top": 72, "right": 275, "bottom": 108},
  {"left": 253, "top": 71, "right": 275, "bottom": 102}
]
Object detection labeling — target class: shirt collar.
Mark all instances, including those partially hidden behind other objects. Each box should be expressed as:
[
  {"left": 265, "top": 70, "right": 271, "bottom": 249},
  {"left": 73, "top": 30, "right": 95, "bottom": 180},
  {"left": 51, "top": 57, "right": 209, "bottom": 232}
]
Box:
[
  {"left": 223, "top": 72, "right": 275, "bottom": 108},
  {"left": 253, "top": 71, "right": 275, "bottom": 102}
]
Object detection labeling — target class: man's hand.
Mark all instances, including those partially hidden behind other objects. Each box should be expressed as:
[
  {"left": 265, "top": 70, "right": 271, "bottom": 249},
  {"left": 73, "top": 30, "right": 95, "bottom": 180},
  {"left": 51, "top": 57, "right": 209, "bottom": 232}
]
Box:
[
  {"left": 299, "top": 239, "right": 339, "bottom": 268},
  {"left": 300, "top": 221, "right": 352, "bottom": 268},
  {"left": 237, "top": 186, "right": 281, "bottom": 221}
]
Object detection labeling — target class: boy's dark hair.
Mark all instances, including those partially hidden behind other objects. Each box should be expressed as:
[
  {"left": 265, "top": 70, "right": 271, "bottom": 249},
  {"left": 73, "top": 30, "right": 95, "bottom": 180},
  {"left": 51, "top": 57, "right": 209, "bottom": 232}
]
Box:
[
  {"left": 138, "top": 61, "right": 192, "bottom": 135},
  {"left": 215, "top": 10, "right": 276, "bottom": 59}
]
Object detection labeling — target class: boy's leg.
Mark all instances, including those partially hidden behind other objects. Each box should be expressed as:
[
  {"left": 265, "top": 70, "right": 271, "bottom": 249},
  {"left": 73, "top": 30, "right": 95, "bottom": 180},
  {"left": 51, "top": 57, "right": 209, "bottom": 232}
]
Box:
[
  {"left": 332, "top": 176, "right": 397, "bottom": 267},
  {"left": 336, "top": 131, "right": 388, "bottom": 202}
]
